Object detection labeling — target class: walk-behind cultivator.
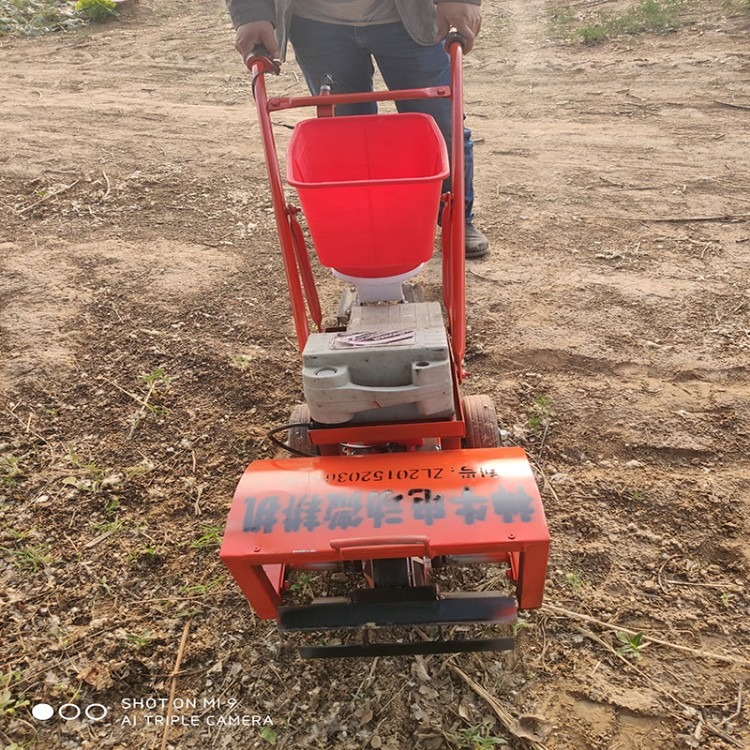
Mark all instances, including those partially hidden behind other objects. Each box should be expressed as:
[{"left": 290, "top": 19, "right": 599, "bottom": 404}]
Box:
[{"left": 220, "top": 38, "right": 550, "bottom": 658}]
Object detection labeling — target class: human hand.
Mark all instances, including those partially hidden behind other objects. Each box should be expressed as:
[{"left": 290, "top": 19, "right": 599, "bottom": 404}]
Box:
[
  {"left": 234, "top": 20, "right": 279, "bottom": 62},
  {"left": 435, "top": 2, "right": 482, "bottom": 53}
]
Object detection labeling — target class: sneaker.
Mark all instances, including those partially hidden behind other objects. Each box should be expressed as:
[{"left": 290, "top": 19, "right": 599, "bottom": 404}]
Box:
[{"left": 465, "top": 223, "right": 490, "bottom": 259}]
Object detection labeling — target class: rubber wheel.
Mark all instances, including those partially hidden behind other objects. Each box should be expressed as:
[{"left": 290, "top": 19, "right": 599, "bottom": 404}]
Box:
[
  {"left": 372, "top": 558, "right": 411, "bottom": 588},
  {"left": 462, "top": 394, "right": 501, "bottom": 448},
  {"left": 287, "top": 403, "right": 318, "bottom": 456}
]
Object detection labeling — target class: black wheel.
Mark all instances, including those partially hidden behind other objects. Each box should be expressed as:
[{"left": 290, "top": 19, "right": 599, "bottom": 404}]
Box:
[
  {"left": 287, "top": 403, "right": 318, "bottom": 456},
  {"left": 369, "top": 557, "right": 428, "bottom": 588},
  {"left": 462, "top": 394, "right": 500, "bottom": 448},
  {"left": 372, "top": 558, "right": 411, "bottom": 588}
]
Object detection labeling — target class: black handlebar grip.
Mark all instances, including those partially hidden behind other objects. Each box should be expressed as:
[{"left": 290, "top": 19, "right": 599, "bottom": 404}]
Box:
[
  {"left": 245, "top": 45, "right": 281, "bottom": 74},
  {"left": 445, "top": 29, "right": 467, "bottom": 49}
]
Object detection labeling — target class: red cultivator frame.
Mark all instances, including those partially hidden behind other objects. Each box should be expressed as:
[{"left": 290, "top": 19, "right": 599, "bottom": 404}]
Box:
[{"left": 221, "top": 38, "right": 550, "bottom": 658}]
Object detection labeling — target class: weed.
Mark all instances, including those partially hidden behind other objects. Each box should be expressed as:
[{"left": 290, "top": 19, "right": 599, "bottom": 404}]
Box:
[
  {"left": 288, "top": 572, "right": 314, "bottom": 598},
  {"left": 546, "top": 4, "right": 578, "bottom": 38},
  {"left": 720, "top": 592, "right": 735, "bottom": 609},
  {"left": 139, "top": 545, "right": 164, "bottom": 562},
  {"left": 585, "top": 0, "right": 683, "bottom": 43},
  {"left": 180, "top": 577, "right": 223, "bottom": 596},
  {"left": 127, "top": 544, "right": 166, "bottom": 567},
  {"left": 453, "top": 725, "right": 508, "bottom": 749},
  {"left": 68, "top": 452, "right": 101, "bottom": 474},
  {"left": 0, "top": 455, "right": 23, "bottom": 485},
  {"left": 141, "top": 367, "right": 172, "bottom": 389},
  {"left": 0, "top": 0, "right": 87, "bottom": 36},
  {"left": 63, "top": 451, "right": 106, "bottom": 493},
  {"left": 123, "top": 460, "right": 154, "bottom": 479},
  {"left": 260, "top": 726, "right": 278, "bottom": 745},
  {"left": 615, "top": 631, "right": 647, "bottom": 659},
  {"left": 189, "top": 524, "right": 222, "bottom": 550},
  {"left": 130, "top": 368, "right": 172, "bottom": 435},
  {"left": 550, "top": 0, "right": 686, "bottom": 45},
  {"left": 8, "top": 543, "right": 53, "bottom": 573},
  {"left": 125, "top": 628, "right": 156, "bottom": 649},
  {"left": 0, "top": 671, "right": 29, "bottom": 717},
  {"left": 75, "top": 0, "right": 117, "bottom": 22},
  {"left": 231, "top": 353, "right": 254, "bottom": 370},
  {"left": 176, "top": 607, "right": 202, "bottom": 618},
  {"left": 527, "top": 394, "right": 555, "bottom": 433},
  {"left": 563, "top": 570, "right": 585, "bottom": 590},
  {"left": 91, "top": 517, "right": 127, "bottom": 534},
  {"left": 512, "top": 619, "right": 533, "bottom": 637}
]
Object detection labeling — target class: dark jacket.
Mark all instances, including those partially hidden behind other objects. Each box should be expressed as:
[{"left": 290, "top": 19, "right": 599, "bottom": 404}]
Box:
[{"left": 226, "top": 0, "right": 480, "bottom": 58}]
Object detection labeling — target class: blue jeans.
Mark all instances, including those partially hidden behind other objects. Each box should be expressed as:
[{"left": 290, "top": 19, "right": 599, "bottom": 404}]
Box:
[{"left": 288, "top": 15, "right": 475, "bottom": 223}]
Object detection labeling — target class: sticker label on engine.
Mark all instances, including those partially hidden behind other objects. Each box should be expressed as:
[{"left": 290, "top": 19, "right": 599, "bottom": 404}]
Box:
[{"left": 332, "top": 330, "right": 417, "bottom": 349}]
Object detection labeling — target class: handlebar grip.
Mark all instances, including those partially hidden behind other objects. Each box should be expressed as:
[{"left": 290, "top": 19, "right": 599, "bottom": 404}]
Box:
[
  {"left": 445, "top": 28, "right": 467, "bottom": 49},
  {"left": 244, "top": 46, "right": 281, "bottom": 74},
  {"left": 251, "top": 44, "right": 271, "bottom": 59}
]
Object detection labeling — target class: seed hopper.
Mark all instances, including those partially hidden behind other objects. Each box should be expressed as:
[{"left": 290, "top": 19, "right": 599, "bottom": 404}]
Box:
[{"left": 220, "top": 37, "right": 550, "bottom": 658}]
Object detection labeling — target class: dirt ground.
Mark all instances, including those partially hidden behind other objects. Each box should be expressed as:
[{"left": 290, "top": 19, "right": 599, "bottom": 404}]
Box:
[{"left": 1, "top": 0, "right": 749, "bottom": 748}]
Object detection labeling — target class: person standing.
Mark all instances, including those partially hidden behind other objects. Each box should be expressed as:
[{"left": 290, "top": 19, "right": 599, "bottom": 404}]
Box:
[{"left": 226, "top": 0, "right": 490, "bottom": 259}]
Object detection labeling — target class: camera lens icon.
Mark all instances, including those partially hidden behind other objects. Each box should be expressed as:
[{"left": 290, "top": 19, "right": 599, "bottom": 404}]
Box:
[
  {"left": 32, "top": 703, "right": 108, "bottom": 722},
  {"left": 32, "top": 703, "right": 55, "bottom": 721}
]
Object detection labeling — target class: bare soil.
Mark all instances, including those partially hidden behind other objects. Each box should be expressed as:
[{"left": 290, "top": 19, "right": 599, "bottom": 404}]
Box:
[{"left": 1, "top": 1, "right": 749, "bottom": 749}]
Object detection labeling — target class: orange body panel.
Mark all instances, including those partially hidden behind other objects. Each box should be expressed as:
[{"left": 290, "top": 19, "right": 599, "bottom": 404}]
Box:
[{"left": 220, "top": 448, "right": 549, "bottom": 619}]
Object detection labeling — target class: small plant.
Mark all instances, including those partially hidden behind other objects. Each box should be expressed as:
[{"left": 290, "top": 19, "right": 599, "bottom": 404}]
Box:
[
  {"left": 260, "top": 726, "right": 278, "bottom": 745},
  {"left": 180, "top": 577, "right": 223, "bottom": 596},
  {"left": 8, "top": 543, "right": 53, "bottom": 573},
  {"left": 75, "top": 0, "right": 117, "bottom": 23},
  {"left": 130, "top": 368, "right": 172, "bottom": 436},
  {"left": 127, "top": 543, "right": 166, "bottom": 567},
  {"left": 512, "top": 619, "right": 533, "bottom": 637},
  {"left": 231, "top": 353, "right": 254, "bottom": 370},
  {"left": 0, "top": 0, "right": 87, "bottom": 37},
  {"left": 288, "top": 572, "right": 314, "bottom": 598},
  {"left": 527, "top": 394, "right": 555, "bottom": 433},
  {"left": 615, "top": 631, "right": 647, "bottom": 660},
  {"left": 0, "top": 455, "right": 23, "bottom": 486},
  {"left": 138, "top": 545, "right": 163, "bottom": 563},
  {"left": 123, "top": 460, "right": 154, "bottom": 479},
  {"left": 546, "top": 4, "right": 578, "bottom": 39},
  {"left": 562, "top": 570, "right": 584, "bottom": 590},
  {"left": 577, "top": 0, "right": 684, "bottom": 45},
  {"left": 91, "top": 517, "right": 127, "bottom": 534},
  {"left": 189, "top": 524, "right": 222, "bottom": 550},
  {"left": 453, "top": 725, "right": 508, "bottom": 749},
  {"left": 62, "top": 451, "right": 106, "bottom": 493},
  {"left": 720, "top": 592, "right": 735, "bottom": 609},
  {"left": 125, "top": 628, "right": 156, "bottom": 649},
  {"left": 0, "top": 671, "right": 29, "bottom": 717}
]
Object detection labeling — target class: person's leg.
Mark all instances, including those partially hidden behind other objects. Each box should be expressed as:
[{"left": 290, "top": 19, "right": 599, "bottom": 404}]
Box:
[
  {"left": 360, "top": 23, "right": 481, "bottom": 241},
  {"left": 288, "top": 15, "right": 377, "bottom": 116}
]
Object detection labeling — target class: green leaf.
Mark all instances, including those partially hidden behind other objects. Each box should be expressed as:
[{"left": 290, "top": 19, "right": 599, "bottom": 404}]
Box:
[{"left": 260, "top": 727, "right": 277, "bottom": 745}]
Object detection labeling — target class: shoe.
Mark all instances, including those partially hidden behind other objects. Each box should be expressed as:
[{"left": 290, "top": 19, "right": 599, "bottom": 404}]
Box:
[{"left": 465, "top": 223, "right": 490, "bottom": 259}]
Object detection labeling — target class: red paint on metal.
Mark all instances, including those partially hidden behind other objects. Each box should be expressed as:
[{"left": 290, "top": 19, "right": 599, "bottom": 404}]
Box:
[{"left": 220, "top": 448, "right": 549, "bottom": 619}]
